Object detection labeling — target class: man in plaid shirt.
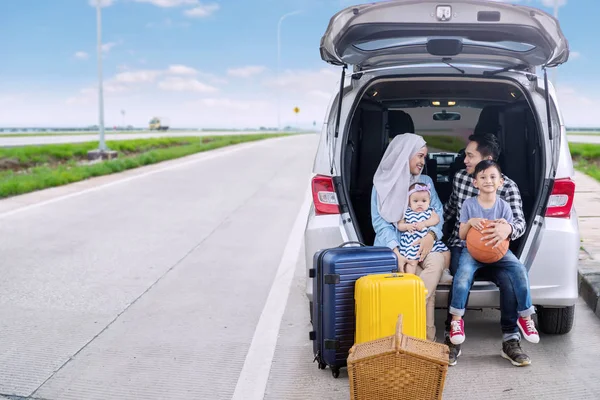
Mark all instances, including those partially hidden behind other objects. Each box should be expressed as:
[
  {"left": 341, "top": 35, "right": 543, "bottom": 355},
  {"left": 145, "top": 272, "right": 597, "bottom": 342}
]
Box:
[{"left": 442, "top": 133, "right": 531, "bottom": 367}]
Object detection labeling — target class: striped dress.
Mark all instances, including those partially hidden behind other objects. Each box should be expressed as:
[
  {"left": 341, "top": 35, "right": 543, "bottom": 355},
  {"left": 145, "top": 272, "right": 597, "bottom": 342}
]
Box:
[{"left": 399, "top": 207, "right": 449, "bottom": 260}]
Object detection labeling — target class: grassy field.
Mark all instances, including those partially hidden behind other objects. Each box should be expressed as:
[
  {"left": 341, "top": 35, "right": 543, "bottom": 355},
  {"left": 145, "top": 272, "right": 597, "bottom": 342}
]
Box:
[
  {"left": 569, "top": 143, "right": 600, "bottom": 181},
  {"left": 0, "top": 134, "right": 286, "bottom": 199},
  {"left": 423, "top": 135, "right": 467, "bottom": 153}
]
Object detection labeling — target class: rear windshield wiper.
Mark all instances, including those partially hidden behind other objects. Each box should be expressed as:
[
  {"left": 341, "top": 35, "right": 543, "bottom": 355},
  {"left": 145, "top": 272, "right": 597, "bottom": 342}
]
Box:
[
  {"left": 442, "top": 58, "right": 465, "bottom": 74},
  {"left": 483, "top": 64, "right": 530, "bottom": 76}
]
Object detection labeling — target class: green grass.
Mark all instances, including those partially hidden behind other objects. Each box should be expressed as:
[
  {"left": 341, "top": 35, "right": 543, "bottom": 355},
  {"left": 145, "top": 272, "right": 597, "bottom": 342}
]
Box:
[
  {"left": 569, "top": 143, "right": 600, "bottom": 159},
  {"left": 0, "top": 130, "right": 155, "bottom": 137},
  {"left": 0, "top": 134, "right": 286, "bottom": 199},
  {"left": 423, "top": 135, "right": 467, "bottom": 153},
  {"left": 569, "top": 143, "right": 600, "bottom": 182}
]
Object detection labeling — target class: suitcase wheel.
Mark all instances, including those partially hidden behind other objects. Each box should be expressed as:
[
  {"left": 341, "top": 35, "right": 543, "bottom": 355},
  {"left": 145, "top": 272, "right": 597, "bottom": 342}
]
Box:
[
  {"left": 318, "top": 361, "right": 327, "bottom": 370},
  {"left": 331, "top": 367, "right": 340, "bottom": 379}
]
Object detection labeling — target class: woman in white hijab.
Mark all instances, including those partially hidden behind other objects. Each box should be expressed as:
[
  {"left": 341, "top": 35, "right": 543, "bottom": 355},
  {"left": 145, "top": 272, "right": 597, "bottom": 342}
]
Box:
[{"left": 370, "top": 133, "right": 450, "bottom": 342}]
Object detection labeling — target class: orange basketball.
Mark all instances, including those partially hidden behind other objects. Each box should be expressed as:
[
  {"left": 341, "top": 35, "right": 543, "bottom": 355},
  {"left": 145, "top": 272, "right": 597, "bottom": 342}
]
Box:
[{"left": 466, "top": 222, "right": 509, "bottom": 264}]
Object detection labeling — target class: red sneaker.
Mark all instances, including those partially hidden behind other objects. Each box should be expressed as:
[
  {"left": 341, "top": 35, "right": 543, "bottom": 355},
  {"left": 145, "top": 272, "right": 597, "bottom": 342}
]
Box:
[
  {"left": 518, "top": 317, "right": 540, "bottom": 344},
  {"left": 449, "top": 319, "right": 465, "bottom": 345}
]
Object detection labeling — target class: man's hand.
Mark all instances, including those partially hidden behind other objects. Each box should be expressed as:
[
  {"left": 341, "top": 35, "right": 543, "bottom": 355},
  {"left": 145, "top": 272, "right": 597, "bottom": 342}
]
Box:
[
  {"left": 411, "top": 233, "right": 434, "bottom": 262},
  {"left": 481, "top": 221, "right": 512, "bottom": 248}
]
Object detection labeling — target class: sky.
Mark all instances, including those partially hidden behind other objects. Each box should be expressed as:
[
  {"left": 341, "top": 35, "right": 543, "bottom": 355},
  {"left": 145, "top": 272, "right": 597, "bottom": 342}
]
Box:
[{"left": 0, "top": 0, "right": 598, "bottom": 129}]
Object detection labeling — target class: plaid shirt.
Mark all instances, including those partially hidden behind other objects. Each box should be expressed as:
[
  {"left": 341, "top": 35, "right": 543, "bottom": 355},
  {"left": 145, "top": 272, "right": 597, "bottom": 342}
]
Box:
[{"left": 444, "top": 169, "right": 526, "bottom": 248}]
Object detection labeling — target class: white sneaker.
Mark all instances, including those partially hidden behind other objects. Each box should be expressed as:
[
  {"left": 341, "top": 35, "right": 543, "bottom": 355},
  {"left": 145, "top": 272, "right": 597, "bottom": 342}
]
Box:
[{"left": 439, "top": 269, "right": 453, "bottom": 284}]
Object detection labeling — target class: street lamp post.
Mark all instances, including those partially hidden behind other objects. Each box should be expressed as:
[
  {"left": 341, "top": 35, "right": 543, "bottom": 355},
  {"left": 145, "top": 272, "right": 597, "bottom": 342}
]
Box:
[
  {"left": 277, "top": 10, "right": 302, "bottom": 131},
  {"left": 97, "top": 1, "right": 106, "bottom": 151},
  {"left": 89, "top": 1, "right": 116, "bottom": 160}
]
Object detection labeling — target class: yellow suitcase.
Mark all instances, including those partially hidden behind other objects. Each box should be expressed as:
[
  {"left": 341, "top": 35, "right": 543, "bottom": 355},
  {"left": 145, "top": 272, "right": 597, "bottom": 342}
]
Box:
[{"left": 355, "top": 273, "right": 427, "bottom": 344}]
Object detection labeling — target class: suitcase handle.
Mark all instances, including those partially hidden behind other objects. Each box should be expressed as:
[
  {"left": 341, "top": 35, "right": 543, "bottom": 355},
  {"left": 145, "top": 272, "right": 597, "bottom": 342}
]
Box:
[{"left": 337, "top": 241, "right": 366, "bottom": 248}]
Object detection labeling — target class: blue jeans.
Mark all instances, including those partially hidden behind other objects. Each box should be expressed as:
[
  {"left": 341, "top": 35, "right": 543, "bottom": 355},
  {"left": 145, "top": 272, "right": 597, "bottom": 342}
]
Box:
[
  {"left": 445, "top": 246, "right": 521, "bottom": 342},
  {"left": 450, "top": 248, "right": 534, "bottom": 319}
]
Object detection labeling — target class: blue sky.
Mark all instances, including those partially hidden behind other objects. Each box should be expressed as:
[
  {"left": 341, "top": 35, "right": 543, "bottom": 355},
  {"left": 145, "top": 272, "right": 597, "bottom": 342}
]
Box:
[{"left": 0, "top": 0, "right": 597, "bottom": 128}]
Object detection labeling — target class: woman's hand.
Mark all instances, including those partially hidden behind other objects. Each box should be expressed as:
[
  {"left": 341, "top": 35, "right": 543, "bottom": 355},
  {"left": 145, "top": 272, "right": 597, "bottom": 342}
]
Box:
[
  {"left": 411, "top": 233, "right": 434, "bottom": 262},
  {"left": 392, "top": 247, "right": 405, "bottom": 272}
]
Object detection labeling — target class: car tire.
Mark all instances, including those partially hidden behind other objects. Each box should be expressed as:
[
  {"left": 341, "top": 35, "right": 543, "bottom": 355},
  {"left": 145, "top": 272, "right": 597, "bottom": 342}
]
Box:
[{"left": 536, "top": 305, "right": 575, "bottom": 335}]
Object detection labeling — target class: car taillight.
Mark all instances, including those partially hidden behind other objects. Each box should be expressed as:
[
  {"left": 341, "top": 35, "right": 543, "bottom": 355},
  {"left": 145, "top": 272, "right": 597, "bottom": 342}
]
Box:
[
  {"left": 545, "top": 178, "right": 575, "bottom": 218},
  {"left": 311, "top": 175, "right": 340, "bottom": 215}
]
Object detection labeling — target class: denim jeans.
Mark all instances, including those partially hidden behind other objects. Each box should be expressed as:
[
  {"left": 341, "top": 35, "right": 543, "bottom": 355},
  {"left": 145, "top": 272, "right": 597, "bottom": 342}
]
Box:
[
  {"left": 445, "top": 246, "right": 521, "bottom": 342},
  {"left": 450, "top": 248, "right": 534, "bottom": 318}
]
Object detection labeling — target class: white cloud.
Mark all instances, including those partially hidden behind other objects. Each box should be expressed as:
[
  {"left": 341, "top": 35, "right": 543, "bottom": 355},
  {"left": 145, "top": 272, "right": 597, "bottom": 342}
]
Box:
[
  {"left": 59, "top": 67, "right": 339, "bottom": 128},
  {"left": 158, "top": 77, "right": 218, "bottom": 93},
  {"left": 89, "top": 0, "right": 115, "bottom": 7},
  {"left": 190, "top": 98, "right": 270, "bottom": 112},
  {"left": 167, "top": 65, "right": 198, "bottom": 75},
  {"left": 147, "top": 18, "right": 191, "bottom": 29},
  {"left": 555, "top": 85, "right": 597, "bottom": 127},
  {"left": 115, "top": 70, "right": 162, "bottom": 83},
  {"left": 74, "top": 51, "right": 89, "bottom": 60},
  {"left": 133, "top": 0, "right": 197, "bottom": 7},
  {"left": 307, "top": 90, "right": 333, "bottom": 100},
  {"left": 184, "top": 3, "right": 219, "bottom": 17},
  {"left": 227, "top": 66, "right": 266, "bottom": 78},
  {"left": 102, "top": 42, "right": 118, "bottom": 53},
  {"left": 264, "top": 68, "right": 338, "bottom": 93}
]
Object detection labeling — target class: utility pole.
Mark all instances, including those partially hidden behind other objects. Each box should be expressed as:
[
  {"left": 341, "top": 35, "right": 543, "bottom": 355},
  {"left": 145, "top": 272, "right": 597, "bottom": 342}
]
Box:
[
  {"left": 89, "top": 0, "right": 116, "bottom": 160},
  {"left": 97, "top": 1, "right": 106, "bottom": 151}
]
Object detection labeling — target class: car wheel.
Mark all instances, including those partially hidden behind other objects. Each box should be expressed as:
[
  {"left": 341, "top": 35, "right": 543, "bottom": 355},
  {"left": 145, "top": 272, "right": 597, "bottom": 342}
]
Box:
[{"left": 536, "top": 305, "right": 575, "bottom": 335}]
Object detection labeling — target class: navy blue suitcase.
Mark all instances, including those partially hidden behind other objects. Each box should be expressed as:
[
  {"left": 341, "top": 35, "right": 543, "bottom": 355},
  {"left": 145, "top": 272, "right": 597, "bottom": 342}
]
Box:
[{"left": 309, "top": 242, "right": 398, "bottom": 378}]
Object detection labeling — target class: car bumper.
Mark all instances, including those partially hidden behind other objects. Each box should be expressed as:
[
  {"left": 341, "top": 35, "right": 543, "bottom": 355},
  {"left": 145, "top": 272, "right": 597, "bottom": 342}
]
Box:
[
  {"left": 435, "top": 214, "right": 580, "bottom": 309},
  {"left": 303, "top": 207, "right": 345, "bottom": 304}
]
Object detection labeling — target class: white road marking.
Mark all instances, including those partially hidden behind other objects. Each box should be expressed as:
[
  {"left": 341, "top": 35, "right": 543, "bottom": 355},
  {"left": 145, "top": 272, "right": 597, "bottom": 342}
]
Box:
[{"left": 231, "top": 185, "right": 311, "bottom": 400}]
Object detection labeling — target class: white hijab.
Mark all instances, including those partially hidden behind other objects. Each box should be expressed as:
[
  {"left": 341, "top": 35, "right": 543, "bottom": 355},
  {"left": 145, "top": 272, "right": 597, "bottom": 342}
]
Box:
[{"left": 373, "top": 133, "right": 427, "bottom": 223}]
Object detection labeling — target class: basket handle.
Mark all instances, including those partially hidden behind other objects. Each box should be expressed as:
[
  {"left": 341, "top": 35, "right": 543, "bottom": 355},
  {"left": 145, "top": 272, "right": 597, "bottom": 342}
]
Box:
[{"left": 393, "top": 314, "right": 404, "bottom": 351}]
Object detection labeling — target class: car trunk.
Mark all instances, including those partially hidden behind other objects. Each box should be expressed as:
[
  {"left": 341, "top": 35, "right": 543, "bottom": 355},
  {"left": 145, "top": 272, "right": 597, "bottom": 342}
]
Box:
[{"left": 339, "top": 77, "right": 547, "bottom": 258}]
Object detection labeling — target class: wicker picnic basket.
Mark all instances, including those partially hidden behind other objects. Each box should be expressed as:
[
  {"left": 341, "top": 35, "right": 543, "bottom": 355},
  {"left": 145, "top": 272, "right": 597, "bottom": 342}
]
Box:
[{"left": 347, "top": 315, "right": 450, "bottom": 400}]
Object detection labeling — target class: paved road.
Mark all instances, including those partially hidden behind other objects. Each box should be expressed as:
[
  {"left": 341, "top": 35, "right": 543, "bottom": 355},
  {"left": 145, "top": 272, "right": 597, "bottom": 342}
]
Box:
[
  {"left": 1, "top": 134, "right": 599, "bottom": 399},
  {"left": 568, "top": 135, "right": 600, "bottom": 144},
  {"left": 0, "top": 130, "right": 286, "bottom": 147}
]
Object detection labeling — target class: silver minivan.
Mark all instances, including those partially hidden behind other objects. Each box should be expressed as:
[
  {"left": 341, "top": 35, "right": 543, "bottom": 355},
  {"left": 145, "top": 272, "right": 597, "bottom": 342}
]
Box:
[{"left": 305, "top": 0, "right": 578, "bottom": 335}]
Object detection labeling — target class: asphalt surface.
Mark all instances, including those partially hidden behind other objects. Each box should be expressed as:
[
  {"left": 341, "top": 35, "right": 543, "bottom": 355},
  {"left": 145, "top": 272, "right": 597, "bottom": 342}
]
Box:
[
  {"left": 567, "top": 134, "right": 600, "bottom": 144},
  {"left": 1, "top": 134, "right": 599, "bottom": 399},
  {"left": 0, "top": 130, "right": 282, "bottom": 147}
]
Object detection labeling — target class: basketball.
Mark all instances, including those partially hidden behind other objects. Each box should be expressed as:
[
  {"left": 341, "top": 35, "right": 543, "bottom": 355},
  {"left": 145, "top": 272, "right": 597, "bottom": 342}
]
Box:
[{"left": 466, "top": 222, "right": 509, "bottom": 264}]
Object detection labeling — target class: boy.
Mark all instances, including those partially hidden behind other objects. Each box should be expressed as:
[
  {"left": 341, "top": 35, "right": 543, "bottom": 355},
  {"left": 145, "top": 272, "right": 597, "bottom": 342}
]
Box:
[{"left": 448, "top": 160, "right": 539, "bottom": 361}]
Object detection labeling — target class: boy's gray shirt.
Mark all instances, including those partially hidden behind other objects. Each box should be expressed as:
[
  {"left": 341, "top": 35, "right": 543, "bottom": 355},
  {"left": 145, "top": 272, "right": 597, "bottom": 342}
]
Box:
[{"left": 458, "top": 196, "right": 513, "bottom": 244}]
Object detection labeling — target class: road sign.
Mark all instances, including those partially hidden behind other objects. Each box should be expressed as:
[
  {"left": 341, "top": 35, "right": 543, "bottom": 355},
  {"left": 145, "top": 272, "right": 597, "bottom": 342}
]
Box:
[{"left": 293, "top": 107, "right": 300, "bottom": 114}]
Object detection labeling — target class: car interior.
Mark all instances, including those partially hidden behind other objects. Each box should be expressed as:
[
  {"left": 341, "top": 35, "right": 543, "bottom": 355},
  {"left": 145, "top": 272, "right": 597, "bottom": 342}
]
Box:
[{"left": 342, "top": 79, "right": 543, "bottom": 256}]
